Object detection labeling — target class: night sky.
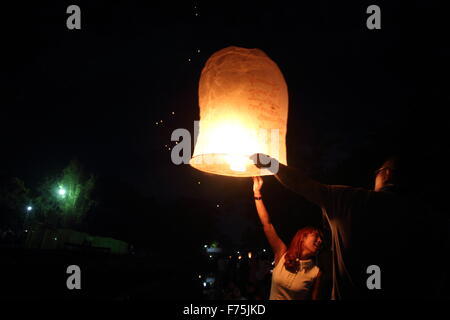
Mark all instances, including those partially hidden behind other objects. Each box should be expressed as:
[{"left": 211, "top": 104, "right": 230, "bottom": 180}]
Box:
[{"left": 2, "top": 1, "right": 449, "bottom": 246}]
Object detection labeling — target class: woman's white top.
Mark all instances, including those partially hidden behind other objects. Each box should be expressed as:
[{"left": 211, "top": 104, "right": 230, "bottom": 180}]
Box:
[{"left": 269, "top": 253, "right": 320, "bottom": 300}]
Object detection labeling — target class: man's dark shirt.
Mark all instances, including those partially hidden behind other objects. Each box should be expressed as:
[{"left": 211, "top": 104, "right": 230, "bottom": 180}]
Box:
[
  {"left": 319, "top": 184, "right": 419, "bottom": 299},
  {"left": 273, "top": 161, "right": 435, "bottom": 299}
]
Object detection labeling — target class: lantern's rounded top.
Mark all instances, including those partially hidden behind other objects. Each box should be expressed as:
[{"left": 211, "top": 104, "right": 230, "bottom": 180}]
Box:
[
  {"left": 201, "top": 46, "right": 279, "bottom": 78},
  {"left": 209, "top": 46, "right": 269, "bottom": 59}
]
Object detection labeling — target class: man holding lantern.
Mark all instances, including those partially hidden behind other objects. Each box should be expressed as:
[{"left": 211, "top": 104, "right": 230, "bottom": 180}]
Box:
[{"left": 251, "top": 154, "right": 422, "bottom": 299}]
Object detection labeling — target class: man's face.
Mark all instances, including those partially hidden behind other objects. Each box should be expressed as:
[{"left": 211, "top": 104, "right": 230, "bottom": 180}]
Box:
[{"left": 374, "top": 167, "right": 388, "bottom": 191}]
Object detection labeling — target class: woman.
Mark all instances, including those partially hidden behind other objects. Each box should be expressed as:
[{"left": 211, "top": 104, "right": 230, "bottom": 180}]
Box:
[{"left": 252, "top": 176, "right": 323, "bottom": 300}]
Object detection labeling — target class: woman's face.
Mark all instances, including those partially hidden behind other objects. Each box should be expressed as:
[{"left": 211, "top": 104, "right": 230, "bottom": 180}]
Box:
[{"left": 303, "top": 231, "right": 323, "bottom": 255}]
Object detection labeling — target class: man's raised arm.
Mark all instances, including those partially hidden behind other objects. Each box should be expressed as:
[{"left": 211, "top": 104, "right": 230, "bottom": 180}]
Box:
[
  {"left": 251, "top": 154, "right": 329, "bottom": 207},
  {"left": 275, "top": 163, "right": 329, "bottom": 207}
]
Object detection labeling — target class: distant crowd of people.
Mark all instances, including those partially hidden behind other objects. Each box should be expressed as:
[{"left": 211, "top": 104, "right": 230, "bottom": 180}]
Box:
[{"left": 202, "top": 253, "right": 274, "bottom": 300}]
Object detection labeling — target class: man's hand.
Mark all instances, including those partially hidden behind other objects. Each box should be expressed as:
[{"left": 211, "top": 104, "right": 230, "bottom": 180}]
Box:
[{"left": 249, "top": 153, "right": 279, "bottom": 174}]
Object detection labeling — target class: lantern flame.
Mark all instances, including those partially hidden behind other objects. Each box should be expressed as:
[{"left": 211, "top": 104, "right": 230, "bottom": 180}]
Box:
[{"left": 227, "top": 155, "right": 247, "bottom": 172}]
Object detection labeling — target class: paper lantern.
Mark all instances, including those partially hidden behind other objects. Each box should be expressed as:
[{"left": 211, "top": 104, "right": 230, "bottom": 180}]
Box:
[{"left": 190, "top": 46, "right": 288, "bottom": 177}]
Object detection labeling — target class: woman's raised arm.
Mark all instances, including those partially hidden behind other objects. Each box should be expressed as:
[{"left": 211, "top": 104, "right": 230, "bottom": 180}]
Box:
[{"left": 253, "top": 176, "right": 287, "bottom": 264}]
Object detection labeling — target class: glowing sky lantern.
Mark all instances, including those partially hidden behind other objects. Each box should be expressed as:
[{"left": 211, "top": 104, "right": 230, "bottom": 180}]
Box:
[{"left": 190, "top": 46, "right": 288, "bottom": 177}]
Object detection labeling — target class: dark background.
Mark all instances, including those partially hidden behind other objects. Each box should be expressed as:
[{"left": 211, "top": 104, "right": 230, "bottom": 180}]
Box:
[{"left": 1, "top": 0, "right": 449, "bottom": 299}]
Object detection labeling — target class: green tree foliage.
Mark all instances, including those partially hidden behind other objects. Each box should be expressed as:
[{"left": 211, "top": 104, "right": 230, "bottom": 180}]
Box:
[{"left": 34, "top": 160, "right": 96, "bottom": 228}]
